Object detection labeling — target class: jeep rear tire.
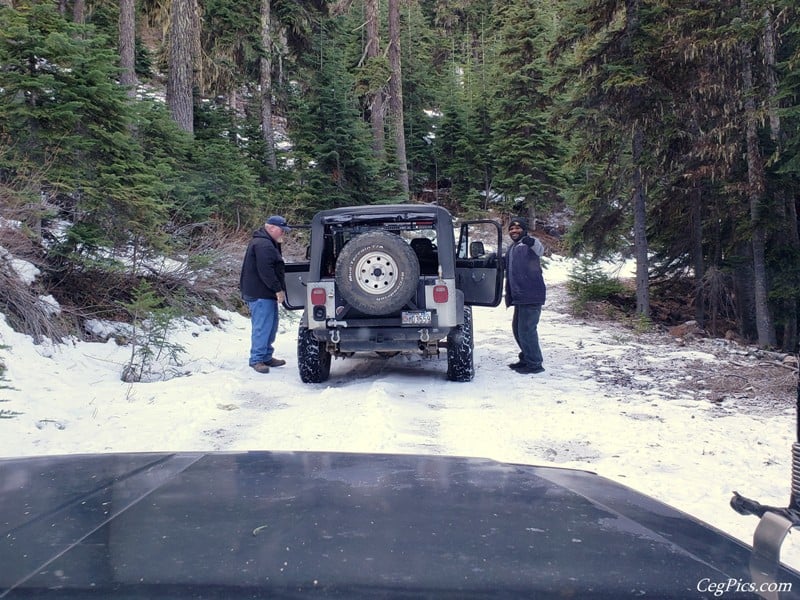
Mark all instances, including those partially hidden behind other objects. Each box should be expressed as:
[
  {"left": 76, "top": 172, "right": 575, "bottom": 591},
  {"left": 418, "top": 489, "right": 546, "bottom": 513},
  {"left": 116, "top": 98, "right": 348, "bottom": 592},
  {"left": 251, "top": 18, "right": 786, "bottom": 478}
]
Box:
[
  {"left": 298, "top": 325, "right": 332, "bottom": 383},
  {"left": 335, "top": 231, "right": 420, "bottom": 315},
  {"left": 446, "top": 306, "right": 474, "bottom": 382}
]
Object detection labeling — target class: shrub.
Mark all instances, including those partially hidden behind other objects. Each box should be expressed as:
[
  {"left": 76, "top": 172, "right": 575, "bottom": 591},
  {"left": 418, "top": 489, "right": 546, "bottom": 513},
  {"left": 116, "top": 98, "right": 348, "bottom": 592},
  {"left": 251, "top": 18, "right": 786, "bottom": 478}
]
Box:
[
  {"left": 0, "top": 348, "right": 22, "bottom": 419},
  {"left": 120, "top": 282, "right": 186, "bottom": 383},
  {"left": 567, "top": 256, "right": 627, "bottom": 312}
]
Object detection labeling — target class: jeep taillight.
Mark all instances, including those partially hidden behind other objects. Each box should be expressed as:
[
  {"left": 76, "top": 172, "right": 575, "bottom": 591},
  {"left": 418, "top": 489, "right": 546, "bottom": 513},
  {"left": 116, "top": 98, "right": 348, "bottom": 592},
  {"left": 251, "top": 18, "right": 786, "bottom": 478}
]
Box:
[
  {"left": 311, "top": 287, "right": 327, "bottom": 306},
  {"left": 433, "top": 284, "right": 448, "bottom": 303}
]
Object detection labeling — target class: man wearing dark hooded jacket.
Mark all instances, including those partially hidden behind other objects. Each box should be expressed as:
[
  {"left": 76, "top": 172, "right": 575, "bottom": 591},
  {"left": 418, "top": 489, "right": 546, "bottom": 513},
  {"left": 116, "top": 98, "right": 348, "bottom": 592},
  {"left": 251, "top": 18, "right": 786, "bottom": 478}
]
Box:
[
  {"left": 505, "top": 216, "right": 546, "bottom": 374},
  {"left": 239, "top": 216, "right": 290, "bottom": 373}
]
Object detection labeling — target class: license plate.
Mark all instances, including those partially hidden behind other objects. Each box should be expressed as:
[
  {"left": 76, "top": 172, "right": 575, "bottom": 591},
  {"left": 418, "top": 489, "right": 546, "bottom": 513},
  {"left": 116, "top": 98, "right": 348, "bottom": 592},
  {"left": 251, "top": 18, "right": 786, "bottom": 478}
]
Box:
[{"left": 401, "top": 310, "right": 432, "bottom": 326}]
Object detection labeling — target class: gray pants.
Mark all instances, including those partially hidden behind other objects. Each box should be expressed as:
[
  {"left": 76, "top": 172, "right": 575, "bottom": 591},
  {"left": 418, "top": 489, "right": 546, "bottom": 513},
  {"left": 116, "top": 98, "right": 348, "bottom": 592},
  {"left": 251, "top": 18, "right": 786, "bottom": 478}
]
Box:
[{"left": 512, "top": 304, "right": 543, "bottom": 368}]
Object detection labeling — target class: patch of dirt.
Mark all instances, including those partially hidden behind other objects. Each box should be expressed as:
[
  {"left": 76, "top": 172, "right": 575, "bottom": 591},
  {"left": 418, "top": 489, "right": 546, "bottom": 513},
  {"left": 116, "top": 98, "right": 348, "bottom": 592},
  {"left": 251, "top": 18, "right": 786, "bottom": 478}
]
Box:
[
  {"left": 675, "top": 354, "right": 798, "bottom": 416},
  {"left": 552, "top": 282, "right": 798, "bottom": 418}
]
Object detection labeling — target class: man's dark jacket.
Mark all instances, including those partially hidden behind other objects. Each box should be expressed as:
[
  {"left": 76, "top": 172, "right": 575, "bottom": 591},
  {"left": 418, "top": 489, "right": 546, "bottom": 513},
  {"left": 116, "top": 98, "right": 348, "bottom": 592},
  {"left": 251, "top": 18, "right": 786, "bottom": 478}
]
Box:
[
  {"left": 239, "top": 228, "right": 286, "bottom": 301},
  {"left": 504, "top": 236, "right": 546, "bottom": 307}
]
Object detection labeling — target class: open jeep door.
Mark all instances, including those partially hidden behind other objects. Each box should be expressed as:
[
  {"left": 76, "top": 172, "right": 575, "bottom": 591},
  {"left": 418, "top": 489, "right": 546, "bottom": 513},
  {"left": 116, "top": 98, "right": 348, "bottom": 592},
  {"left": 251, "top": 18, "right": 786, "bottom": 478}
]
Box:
[
  {"left": 282, "top": 226, "right": 310, "bottom": 311},
  {"left": 455, "top": 220, "right": 504, "bottom": 306},
  {"left": 283, "top": 261, "right": 308, "bottom": 310}
]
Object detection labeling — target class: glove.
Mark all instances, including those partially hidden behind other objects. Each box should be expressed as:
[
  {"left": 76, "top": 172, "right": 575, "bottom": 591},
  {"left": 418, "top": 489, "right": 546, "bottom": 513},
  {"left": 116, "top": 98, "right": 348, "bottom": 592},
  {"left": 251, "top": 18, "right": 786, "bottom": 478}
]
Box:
[{"left": 521, "top": 236, "right": 545, "bottom": 257}]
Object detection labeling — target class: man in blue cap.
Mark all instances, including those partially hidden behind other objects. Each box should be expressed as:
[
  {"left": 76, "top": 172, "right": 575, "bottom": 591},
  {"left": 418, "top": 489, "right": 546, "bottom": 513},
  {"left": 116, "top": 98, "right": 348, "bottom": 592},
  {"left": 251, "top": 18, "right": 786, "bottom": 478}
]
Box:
[
  {"left": 505, "top": 216, "right": 546, "bottom": 374},
  {"left": 239, "top": 215, "right": 291, "bottom": 373}
]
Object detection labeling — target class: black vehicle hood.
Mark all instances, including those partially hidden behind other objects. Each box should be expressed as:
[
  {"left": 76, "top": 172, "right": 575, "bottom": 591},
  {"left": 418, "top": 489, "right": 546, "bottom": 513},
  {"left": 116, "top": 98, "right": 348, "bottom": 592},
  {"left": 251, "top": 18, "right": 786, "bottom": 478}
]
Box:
[{"left": 1, "top": 451, "right": 796, "bottom": 599}]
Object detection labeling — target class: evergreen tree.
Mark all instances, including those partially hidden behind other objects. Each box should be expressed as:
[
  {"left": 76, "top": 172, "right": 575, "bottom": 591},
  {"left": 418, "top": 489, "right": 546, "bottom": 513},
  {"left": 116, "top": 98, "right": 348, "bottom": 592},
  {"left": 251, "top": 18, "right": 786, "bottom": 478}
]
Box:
[
  {"left": 768, "top": 1, "right": 800, "bottom": 350},
  {"left": 467, "top": 98, "right": 495, "bottom": 209},
  {"left": 0, "top": 4, "right": 170, "bottom": 255},
  {"left": 434, "top": 77, "right": 482, "bottom": 210},
  {"left": 395, "top": 0, "right": 441, "bottom": 192},
  {"left": 436, "top": 93, "right": 468, "bottom": 186},
  {"left": 554, "top": 0, "right": 677, "bottom": 317},
  {"left": 655, "top": 0, "right": 793, "bottom": 345},
  {"left": 490, "top": 0, "right": 564, "bottom": 223},
  {"left": 286, "top": 18, "right": 390, "bottom": 215}
]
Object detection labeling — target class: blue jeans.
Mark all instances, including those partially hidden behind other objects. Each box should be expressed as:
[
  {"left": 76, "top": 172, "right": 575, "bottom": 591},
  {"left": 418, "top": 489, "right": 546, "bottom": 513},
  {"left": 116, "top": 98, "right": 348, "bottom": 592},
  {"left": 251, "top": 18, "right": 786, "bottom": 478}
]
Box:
[
  {"left": 247, "top": 298, "right": 279, "bottom": 366},
  {"left": 512, "top": 304, "right": 543, "bottom": 368}
]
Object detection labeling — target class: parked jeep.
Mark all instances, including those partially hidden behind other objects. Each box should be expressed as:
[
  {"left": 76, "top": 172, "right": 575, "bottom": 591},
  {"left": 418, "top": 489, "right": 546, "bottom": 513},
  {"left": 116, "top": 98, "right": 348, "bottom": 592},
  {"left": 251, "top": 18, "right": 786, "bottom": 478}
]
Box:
[{"left": 284, "top": 204, "right": 504, "bottom": 383}]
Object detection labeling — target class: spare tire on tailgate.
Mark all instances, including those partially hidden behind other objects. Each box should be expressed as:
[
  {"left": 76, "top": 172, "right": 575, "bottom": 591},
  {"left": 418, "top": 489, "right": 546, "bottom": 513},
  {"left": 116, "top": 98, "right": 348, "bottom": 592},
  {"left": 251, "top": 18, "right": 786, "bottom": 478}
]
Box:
[{"left": 335, "top": 231, "right": 420, "bottom": 315}]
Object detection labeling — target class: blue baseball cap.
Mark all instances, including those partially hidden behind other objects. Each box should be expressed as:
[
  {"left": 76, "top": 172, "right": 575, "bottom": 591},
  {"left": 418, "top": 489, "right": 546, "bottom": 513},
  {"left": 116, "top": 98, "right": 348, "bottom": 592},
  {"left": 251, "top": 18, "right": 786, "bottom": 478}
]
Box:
[{"left": 266, "top": 215, "right": 291, "bottom": 232}]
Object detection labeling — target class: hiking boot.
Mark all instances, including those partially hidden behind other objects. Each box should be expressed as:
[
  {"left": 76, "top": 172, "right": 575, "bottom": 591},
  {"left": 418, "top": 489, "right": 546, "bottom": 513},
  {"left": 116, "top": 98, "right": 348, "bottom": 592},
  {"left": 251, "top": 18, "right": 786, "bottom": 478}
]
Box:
[
  {"left": 250, "top": 362, "right": 270, "bottom": 373},
  {"left": 267, "top": 358, "right": 286, "bottom": 367},
  {"left": 508, "top": 361, "right": 525, "bottom": 369},
  {"left": 515, "top": 365, "right": 545, "bottom": 375}
]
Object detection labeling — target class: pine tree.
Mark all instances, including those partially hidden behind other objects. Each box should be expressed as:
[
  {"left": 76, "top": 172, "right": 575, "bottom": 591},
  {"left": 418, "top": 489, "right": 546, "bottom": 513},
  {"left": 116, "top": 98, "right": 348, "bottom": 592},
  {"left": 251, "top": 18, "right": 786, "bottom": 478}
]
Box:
[
  {"left": 773, "top": 3, "right": 800, "bottom": 350},
  {"left": 656, "top": 0, "right": 792, "bottom": 346},
  {"left": 554, "top": 0, "right": 676, "bottom": 318},
  {"left": 436, "top": 92, "right": 469, "bottom": 191},
  {"left": 0, "top": 4, "right": 170, "bottom": 255},
  {"left": 286, "top": 17, "right": 389, "bottom": 214},
  {"left": 392, "top": 0, "right": 440, "bottom": 193},
  {"left": 490, "top": 0, "right": 564, "bottom": 224}
]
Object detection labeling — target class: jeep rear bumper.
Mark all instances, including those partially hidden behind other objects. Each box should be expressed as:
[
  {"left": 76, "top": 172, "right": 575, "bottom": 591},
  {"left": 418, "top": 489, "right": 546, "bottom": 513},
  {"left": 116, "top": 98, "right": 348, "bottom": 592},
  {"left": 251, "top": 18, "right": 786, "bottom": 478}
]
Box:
[{"left": 310, "top": 326, "right": 448, "bottom": 353}]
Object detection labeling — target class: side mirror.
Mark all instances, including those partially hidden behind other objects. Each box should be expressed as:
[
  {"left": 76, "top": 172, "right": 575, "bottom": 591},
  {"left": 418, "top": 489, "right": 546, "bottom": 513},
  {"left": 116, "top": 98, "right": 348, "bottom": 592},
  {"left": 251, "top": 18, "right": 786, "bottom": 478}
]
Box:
[{"left": 469, "top": 241, "right": 486, "bottom": 258}]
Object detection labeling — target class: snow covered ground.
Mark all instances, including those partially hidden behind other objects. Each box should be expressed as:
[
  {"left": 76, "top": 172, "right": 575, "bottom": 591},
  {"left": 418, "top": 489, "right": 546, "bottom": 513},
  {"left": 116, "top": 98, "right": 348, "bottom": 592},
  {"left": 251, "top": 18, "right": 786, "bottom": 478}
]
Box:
[{"left": 1, "top": 254, "right": 799, "bottom": 571}]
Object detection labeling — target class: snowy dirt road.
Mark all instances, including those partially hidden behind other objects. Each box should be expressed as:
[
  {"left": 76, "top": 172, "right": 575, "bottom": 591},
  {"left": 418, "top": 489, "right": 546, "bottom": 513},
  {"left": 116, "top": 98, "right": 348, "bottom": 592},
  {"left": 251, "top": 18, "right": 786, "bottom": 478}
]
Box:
[
  {"left": 194, "top": 283, "right": 800, "bottom": 571},
  {"left": 2, "top": 261, "right": 799, "bottom": 569}
]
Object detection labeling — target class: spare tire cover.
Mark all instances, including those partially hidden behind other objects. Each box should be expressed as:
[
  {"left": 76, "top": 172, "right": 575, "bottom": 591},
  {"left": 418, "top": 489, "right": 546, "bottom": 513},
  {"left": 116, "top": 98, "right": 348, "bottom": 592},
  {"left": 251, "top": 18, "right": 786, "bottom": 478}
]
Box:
[{"left": 335, "top": 230, "right": 420, "bottom": 315}]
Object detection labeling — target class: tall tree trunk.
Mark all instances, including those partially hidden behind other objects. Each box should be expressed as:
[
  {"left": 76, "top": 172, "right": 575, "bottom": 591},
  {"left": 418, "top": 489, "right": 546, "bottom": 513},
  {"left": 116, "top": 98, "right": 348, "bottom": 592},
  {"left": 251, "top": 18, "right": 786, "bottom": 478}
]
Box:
[
  {"left": 733, "top": 242, "right": 758, "bottom": 339},
  {"left": 526, "top": 204, "right": 537, "bottom": 230},
  {"left": 190, "top": 1, "right": 203, "bottom": 94},
  {"left": 260, "top": 0, "right": 277, "bottom": 170},
  {"left": 388, "top": 0, "right": 409, "bottom": 196},
  {"left": 691, "top": 185, "right": 705, "bottom": 326},
  {"left": 782, "top": 197, "right": 800, "bottom": 350},
  {"left": 72, "top": 0, "right": 84, "bottom": 23},
  {"left": 763, "top": 8, "right": 781, "bottom": 141},
  {"left": 119, "top": 0, "right": 138, "bottom": 99},
  {"left": 365, "top": 0, "right": 385, "bottom": 160},
  {"left": 739, "top": 4, "right": 775, "bottom": 347},
  {"left": 631, "top": 126, "right": 650, "bottom": 318},
  {"left": 620, "top": 0, "right": 649, "bottom": 318},
  {"left": 167, "top": 0, "right": 195, "bottom": 134}
]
